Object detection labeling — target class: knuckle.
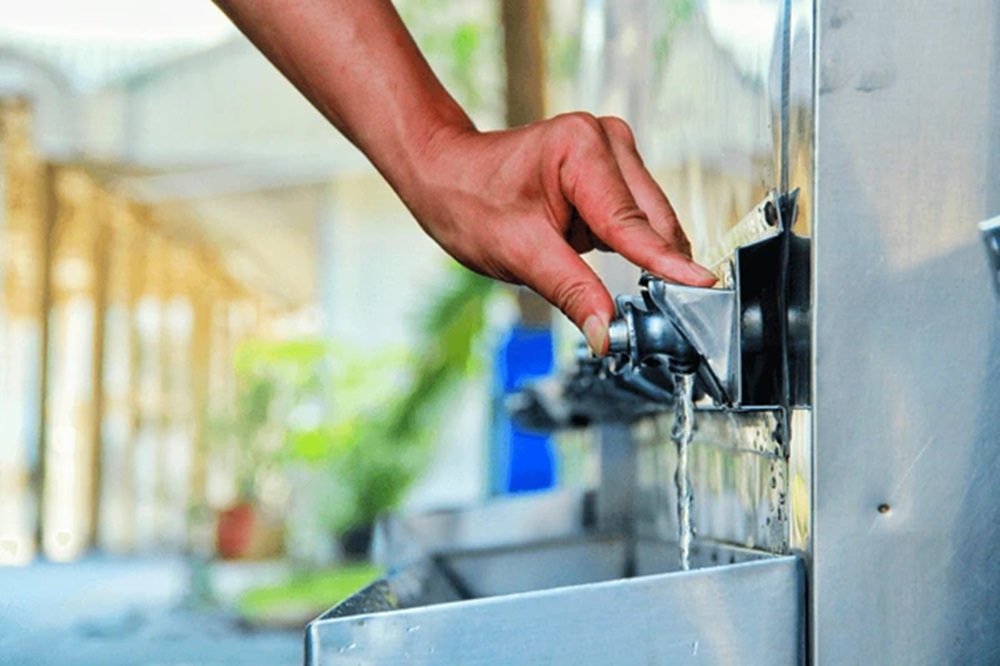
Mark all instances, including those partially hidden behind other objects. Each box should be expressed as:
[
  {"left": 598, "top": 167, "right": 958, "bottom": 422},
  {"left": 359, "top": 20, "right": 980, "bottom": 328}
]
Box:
[
  {"left": 606, "top": 202, "right": 649, "bottom": 231},
  {"left": 550, "top": 276, "right": 595, "bottom": 317},
  {"left": 672, "top": 231, "right": 693, "bottom": 256},
  {"left": 599, "top": 115, "right": 635, "bottom": 148},
  {"left": 553, "top": 112, "right": 604, "bottom": 146}
]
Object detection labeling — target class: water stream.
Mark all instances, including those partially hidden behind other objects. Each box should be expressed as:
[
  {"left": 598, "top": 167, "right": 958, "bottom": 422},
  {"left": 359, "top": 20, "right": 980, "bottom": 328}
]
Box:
[{"left": 672, "top": 373, "right": 695, "bottom": 571}]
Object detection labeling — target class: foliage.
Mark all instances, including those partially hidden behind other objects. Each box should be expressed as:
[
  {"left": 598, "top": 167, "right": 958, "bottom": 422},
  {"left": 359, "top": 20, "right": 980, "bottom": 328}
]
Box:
[
  {"left": 211, "top": 339, "right": 329, "bottom": 502},
  {"left": 218, "top": 266, "right": 497, "bottom": 535},
  {"left": 237, "top": 563, "right": 382, "bottom": 624},
  {"left": 294, "top": 266, "right": 497, "bottom": 534}
]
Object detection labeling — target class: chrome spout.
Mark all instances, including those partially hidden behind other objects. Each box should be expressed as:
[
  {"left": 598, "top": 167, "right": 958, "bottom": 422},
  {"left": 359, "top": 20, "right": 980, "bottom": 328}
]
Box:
[
  {"left": 607, "top": 294, "right": 698, "bottom": 374},
  {"left": 606, "top": 274, "right": 738, "bottom": 405}
]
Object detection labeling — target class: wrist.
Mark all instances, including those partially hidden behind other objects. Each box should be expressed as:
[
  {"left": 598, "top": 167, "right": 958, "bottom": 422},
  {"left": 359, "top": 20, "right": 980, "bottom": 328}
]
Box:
[{"left": 383, "top": 107, "right": 478, "bottom": 211}]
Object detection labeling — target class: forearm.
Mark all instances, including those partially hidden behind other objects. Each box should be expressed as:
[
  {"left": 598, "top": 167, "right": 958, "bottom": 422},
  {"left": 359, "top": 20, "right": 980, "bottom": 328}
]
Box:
[
  {"left": 213, "top": 0, "right": 474, "bottom": 189},
  {"left": 215, "top": 0, "right": 713, "bottom": 352}
]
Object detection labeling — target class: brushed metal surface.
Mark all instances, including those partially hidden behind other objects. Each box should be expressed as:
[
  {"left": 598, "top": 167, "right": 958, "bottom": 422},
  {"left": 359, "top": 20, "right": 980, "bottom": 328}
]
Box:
[
  {"left": 372, "top": 489, "right": 586, "bottom": 569},
  {"left": 306, "top": 554, "right": 804, "bottom": 666},
  {"left": 812, "top": 1, "right": 1000, "bottom": 662},
  {"left": 318, "top": 2, "right": 1000, "bottom": 663}
]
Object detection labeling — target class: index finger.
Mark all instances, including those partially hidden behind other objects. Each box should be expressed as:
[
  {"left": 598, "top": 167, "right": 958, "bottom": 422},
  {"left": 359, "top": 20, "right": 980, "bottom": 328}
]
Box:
[
  {"left": 597, "top": 116, "right": 692, "bottom": 257},
  {"left": 557, "top": 126, "right": 716, "bottom": 286}
]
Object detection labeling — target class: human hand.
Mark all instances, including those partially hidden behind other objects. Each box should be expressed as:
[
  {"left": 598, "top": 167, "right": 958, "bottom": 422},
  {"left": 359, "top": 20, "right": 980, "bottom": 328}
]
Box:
[
  {"left": 212, "top": 2, "right": 710, "bottom": 352},
  {"left": 398, "top": 112, "right": 717, "bottom": 354}
]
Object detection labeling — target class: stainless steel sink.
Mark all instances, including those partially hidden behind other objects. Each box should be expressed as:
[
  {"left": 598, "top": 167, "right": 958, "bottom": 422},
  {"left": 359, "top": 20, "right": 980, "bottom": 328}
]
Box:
[{"left": 305, "top": 534, "right": 804, "bottom": 665}]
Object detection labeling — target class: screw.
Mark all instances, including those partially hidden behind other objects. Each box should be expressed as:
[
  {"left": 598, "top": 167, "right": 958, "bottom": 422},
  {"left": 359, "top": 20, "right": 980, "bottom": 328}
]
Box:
[{"left": 764, "top": 201, "right": 779, "bottom": 227}]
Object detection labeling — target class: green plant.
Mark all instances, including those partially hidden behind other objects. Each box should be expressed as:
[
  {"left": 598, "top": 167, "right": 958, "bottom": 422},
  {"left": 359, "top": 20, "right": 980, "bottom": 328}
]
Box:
[
  {"left": 211, "top": 339, "right": 329, "bottom": 503},
  {"left": 237, "top": 563, "right": 382, "bottom": 626},
  {"left": 289, "top": 266, "right": 497, "bottom": 534},
  {"left": 213, "top": 264, "right": 497, "bottom": 539}
]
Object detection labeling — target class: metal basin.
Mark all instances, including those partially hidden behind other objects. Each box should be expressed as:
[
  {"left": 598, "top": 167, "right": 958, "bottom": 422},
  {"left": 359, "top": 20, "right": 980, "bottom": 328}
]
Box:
[{"left": 305, "top": 536, "right": 804, "bottom": 665}]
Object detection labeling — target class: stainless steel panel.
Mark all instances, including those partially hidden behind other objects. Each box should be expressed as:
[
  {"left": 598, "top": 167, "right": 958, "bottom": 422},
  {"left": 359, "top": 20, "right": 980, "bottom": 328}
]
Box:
[
  {"left": 595, "top": 423, "right": 635, "bottom": 535},
  {"left": 813, "top": 1, "right": 1000, "bottom": 662},
  {"left": 634, "top": 409, "right": 792, "bottom": 555},
  {"left": 306, "top": 554, "right": 804, "bottom": 666}
]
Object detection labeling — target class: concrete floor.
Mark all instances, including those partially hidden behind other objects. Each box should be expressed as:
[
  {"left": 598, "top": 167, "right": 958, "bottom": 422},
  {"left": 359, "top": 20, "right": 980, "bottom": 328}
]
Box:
[{"left": 0, "top": 556, "right": 303, "bottom": 666}]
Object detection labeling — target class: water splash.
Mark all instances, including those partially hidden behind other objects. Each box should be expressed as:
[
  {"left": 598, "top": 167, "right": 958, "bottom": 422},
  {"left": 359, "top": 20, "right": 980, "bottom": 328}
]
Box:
[{"left": 672, "top": 373, "right": 695, "bottom": 570}]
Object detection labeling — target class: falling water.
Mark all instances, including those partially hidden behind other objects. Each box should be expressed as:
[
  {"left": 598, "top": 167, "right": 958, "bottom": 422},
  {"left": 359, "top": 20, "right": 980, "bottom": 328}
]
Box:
[{"left": 672, "top": 373, "right": 695, "bottom": 571}]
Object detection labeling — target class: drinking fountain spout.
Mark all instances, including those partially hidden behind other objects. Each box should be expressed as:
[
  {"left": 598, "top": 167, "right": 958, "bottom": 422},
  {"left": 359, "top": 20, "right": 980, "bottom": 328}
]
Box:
[
  {"left": 511, "top": 190, "right": 809, "bottom": 428},
  {"left": 607, "top": 273, "right": 738, "bottom": 406}
]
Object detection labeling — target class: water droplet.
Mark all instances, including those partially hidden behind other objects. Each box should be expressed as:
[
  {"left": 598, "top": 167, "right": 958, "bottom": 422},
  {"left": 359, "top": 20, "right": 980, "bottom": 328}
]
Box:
[
  {"left": 691, "top": 640, "right": 700, "bottom": 656},
  {"left": 407, "top": 626, "right": 419, "bottom": 633}
]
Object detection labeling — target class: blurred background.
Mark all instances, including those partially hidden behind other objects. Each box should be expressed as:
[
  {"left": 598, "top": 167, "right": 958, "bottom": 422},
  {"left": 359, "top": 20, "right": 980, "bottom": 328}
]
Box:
[{"left": 0, "top": 0, "right": 782, "bottom": 663}]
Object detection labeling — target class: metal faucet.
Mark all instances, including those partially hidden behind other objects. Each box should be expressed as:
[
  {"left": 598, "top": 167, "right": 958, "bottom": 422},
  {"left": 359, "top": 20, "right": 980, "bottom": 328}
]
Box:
[
  {"left": 511, "top": 190, "right": 809, "bottom": 429},
  {"left": 606, "top": 273, "right": 738, "bottom": 405},
  {"left": 603, "top": 190, "right": 810, "bottom": 411}
]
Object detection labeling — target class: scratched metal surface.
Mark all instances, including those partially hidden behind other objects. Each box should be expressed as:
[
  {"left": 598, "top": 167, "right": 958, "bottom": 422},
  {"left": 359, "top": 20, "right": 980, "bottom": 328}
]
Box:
[{"left": 812, "top": 1, "right": 1000, "bottom": 662}]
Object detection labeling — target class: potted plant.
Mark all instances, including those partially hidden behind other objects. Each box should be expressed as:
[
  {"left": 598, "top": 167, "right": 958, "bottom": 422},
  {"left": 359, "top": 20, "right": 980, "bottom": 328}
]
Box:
[
  {"left": 213, "top": 340, "right": 327, "bottom": 560},
  {"left": 213, "top": 267, "right": 496, "bottom": 562}
]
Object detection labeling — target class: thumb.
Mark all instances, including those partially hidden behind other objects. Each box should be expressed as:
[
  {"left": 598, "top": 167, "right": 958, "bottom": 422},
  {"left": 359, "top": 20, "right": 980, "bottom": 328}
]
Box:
[{"left": 512, "top": 232, "right": 615, "bottom": 354}]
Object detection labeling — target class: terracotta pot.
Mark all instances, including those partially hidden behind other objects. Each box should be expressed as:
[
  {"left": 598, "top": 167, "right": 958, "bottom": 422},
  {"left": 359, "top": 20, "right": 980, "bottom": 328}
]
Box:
[{"left": 216, "top": 502, "right": 256, "bottom": 560}]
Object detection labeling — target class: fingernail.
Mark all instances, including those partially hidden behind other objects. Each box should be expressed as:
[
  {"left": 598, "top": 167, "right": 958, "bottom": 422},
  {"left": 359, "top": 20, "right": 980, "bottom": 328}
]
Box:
[
  {"left": 583, "top": 315, "right": 608, "bottom": 355},
  {"left": 688, "top": 261, "right": 717, "bottom": 284}
]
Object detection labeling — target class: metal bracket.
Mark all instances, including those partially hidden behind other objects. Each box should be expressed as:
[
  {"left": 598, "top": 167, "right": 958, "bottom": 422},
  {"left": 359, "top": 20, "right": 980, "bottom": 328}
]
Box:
[{"left": 980, "top": 215, "right": 1000, "bottom": 296}]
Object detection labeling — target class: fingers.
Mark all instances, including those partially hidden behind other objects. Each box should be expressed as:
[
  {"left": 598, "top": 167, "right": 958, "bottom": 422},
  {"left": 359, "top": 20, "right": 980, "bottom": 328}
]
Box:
[
  {"left": 508, "top": 229, "right": 616, "bottom": 354},
  {"left": 554, "top": 113, "right": 716, "bottom": 286},
  {"left": 597, "top": 116, "right": 691, "bottom": 257}
]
